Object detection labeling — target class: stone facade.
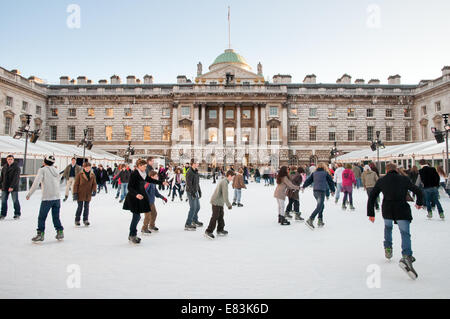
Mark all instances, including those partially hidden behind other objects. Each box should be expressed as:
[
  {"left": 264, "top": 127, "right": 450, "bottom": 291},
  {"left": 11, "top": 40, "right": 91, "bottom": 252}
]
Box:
[{"left": 1, "top": 55, "right": 450, "bottom": 167}]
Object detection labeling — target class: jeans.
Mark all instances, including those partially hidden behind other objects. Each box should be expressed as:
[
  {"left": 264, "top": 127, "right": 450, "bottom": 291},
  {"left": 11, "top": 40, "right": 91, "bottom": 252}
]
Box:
[
  {"left": 310, "top": 191, "right": 325, "bottom": 221},
  {"left": 356, "top": 178, "right": 362, "bottom": 189},
  {"left": 75, "top": 201, "right": 90, "bottom": 221},
  {"left": 343, "top": 191, "right": 353, "bottom": 206},
  {"left": 286, "top": 197, "right": 299, "bottom": 213},
  {"left": 129, "top": 213, "right": 141, "bottom": 237},
  {"left": 120, "top": 183, "right": 128, "bottom": 201},
  {"left": 233, "top": 189, "right": 242, "bottom": 204},
  {"left": 440, "top": 182, "right": 450, "bottom": 197},
  {"left": 1, "top": 191, "right": 21, "bottom": 217},
  {"left": 172, "top": 183, "right": 183, "bottom": 200},
  {"left": 98, "top": 183, "right": 108, "bottom": 193},
  {"left": 335, "top": 183, "right": 342, "bottom": 201},
  {"left": 423, "top": 187, "right": 443, "bottom": 213},
  {"left": 186, "top": 193, "right": 200, "bottom": 226},
  {"left": 384, "top": 219, "right": 412, "bottom": 256},
  {"left": 37, "top": 200, "right": 63, "bottom": 232}
]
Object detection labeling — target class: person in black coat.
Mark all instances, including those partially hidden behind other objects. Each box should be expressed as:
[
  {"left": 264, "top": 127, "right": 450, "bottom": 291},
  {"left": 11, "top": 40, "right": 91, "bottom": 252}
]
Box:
[
  {"left": 123, "top": 159, "right": 167, "bottom": 244},
  {"left": 367, "top": 163, "right": 424, "bottom": 272},
  {"left": 95, "top": 165, "right": 110, "bottom": 193},
  {"left": 416, "top": 159, "right": 443, "bottom": 219},
  {"left": 0, "top": 155, "right": 21, "bottom": 219}
]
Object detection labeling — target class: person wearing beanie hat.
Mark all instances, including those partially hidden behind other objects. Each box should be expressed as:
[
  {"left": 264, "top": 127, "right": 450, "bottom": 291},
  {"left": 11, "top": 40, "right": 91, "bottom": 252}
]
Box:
[
  {"left": 26, "top": 154, "right": 64, "bottom": 242},
  {"left": 362, "top": 164, "right": 379, "bottom": 211}
]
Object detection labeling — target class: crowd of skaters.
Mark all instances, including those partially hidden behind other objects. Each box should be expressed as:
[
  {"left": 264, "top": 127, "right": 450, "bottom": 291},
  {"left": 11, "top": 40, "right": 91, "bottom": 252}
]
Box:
[{"left": 1, "top": 152, "right": 449, "bottom": 279}]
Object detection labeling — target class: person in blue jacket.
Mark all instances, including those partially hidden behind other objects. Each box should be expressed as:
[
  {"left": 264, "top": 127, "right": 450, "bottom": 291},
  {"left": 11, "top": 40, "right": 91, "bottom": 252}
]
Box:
[
  {"left": 142, "top": 170, "right": 167, "bottom": 234},
  {"left": 301, "top": 162, "right": 335, "bottom": 230}
]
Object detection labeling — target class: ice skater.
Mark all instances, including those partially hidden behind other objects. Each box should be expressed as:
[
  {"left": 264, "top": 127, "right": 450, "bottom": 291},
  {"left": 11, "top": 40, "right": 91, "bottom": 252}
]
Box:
[
  {"left": 141, "top": 171, "right": 167, "bottom": 234},
  {"left": 72, "top": 162, "right": 97, "bottom": 226},
  {"left": 274, "top": 166, "right": 300, "bottom": 226}
]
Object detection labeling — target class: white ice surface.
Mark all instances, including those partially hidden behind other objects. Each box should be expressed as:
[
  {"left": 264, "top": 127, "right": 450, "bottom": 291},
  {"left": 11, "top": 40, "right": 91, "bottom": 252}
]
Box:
[{"left": 1, "top": 179, "right": 450, "bottom": 298}]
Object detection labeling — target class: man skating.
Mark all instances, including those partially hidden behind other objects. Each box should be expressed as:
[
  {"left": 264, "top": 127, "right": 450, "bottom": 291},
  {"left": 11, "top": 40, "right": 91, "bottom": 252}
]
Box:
[
  {"left": 368, "top": 163, "right": 424, "bottom": 279},
  {"left": 62, "top": 158, "right": 82, "bottom": 202},
  {"left": 205, "top": 170, "right": 234, "bottom": 239},
  {"left": 0, "top": 154, "right": 21, "bottom": 220},
  {"left": 184, "top": 159, "right": 202, "bottom": 230},
  {"left": 416, "top": 159, "right": 444, "bottom": 219}
]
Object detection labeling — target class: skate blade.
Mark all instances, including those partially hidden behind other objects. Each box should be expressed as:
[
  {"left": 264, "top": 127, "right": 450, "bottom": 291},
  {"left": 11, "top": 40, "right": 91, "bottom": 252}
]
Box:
[
  {"left": 399, "top": 262, "right": 418, "bottom": 280},
  {"left": 305, "top": 223, "right": 315, "bottom": 231},
  {"left": 204, "top": 233, "right": 215, "bottom": 240}
]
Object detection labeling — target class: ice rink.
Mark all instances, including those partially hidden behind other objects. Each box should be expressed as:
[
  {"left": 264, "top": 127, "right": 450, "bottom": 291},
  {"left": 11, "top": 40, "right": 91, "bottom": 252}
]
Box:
[{"left": 1, "top": 178, "right": 450, "bottom": 298}]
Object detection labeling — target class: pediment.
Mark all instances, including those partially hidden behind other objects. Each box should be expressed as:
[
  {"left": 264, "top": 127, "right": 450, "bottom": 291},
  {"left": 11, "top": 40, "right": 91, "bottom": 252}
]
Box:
[
  {"left": 197, "top": 64, "right": 262, "bottom": 81},
  {"left": 179, "top": 118, "right": 193, "bottom": 126},
  {"left": 267, "top": 118, "right": 281, "bottom": 126},
  {"left": 3, "top": 109, "right": 15, "bottom": 118},
  {"left": 419, "top": 118, "right": 429, "bottom": 126}
]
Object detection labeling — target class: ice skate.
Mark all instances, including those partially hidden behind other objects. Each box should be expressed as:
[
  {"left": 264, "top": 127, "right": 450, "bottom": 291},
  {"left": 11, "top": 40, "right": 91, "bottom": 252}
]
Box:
[
  {"left": 237, "top": 203, "right": 243, "bottom": 207},
  {"left": 342, "top": 204, "right": 347, "bottom": 210},
  {"left": 141, "top": 229, "right": 152, "bottom": 235},
  {"left": 295, "top": 213, "right": 304, "bottom": 222},
  {"left": 232, "top": 202, "right": 237, "bottom": 206},
  {"left": 0, "top": 216, "right": 5, "bottom": 221},
  {"left": 32, "top": 231, "right": 44, "bottom": 242},
  {"left": 317, "top": 218, "right": 325, "bottom": 228},
  {"left": 217, "top": 230, "right": 228, "bottom": 236},
  {"left": 83, "top": 220, "right": 90, "bottom": 226},
  {"left": 13, "top": 215, "right": 20, "bottom": 220},
  {"left": 55, "top": 230, "right": 64, "bottom": 241},
  {"left": 279, "top": 215, "right": 290, "bottom": 225},
  {"left": 305, "top": 218, "right": 315, "bottom": 230},
  {"left": 184, "top": 224, "right": 196, "bottom": 231},
  {"left": 439, "top": 212, "right": 445, "bottom": 220},
  {"left": 150, "top": 226, "right": 159, "bottom": 232},
  {"left": 385, "top": 247, "right": 393, "bottom": 259},
  {"left": 193, "top": 221, "right": 203, "bottom": 227},
  {"left": 204, "top": 231, "right": 215, "bottom": 240},
  {"left": 427, "top": 211, "right": 432, "bottom": 219},
  {"left": 128, "top": 236, "right": 141, "bottom": 244},
  {"left": 285, "top": 212, "right": 293, "bottom": 219},
  {"left": 399, "top": 255, "right": 418, "bottom": 280},
  {"left": 349, "top": 205, "right": 355, "bottom": 210},
  {"left": 63, "top": 196, "right": 68, "bottom": 202},
  {"left": 75, "top": 220, "right": 81, "bottom": 226}
]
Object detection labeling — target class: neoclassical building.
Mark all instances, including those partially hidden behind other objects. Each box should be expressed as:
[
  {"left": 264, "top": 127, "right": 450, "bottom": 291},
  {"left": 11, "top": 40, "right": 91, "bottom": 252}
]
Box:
[{"left": 1, "top": 48, "right": 449, "bottom": 167}]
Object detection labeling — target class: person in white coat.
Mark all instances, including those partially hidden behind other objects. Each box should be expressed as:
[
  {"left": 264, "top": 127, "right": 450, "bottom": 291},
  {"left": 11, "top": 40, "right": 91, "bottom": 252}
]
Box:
[{"left": 333, "top": 163, "right": 345, "bottom": 204}]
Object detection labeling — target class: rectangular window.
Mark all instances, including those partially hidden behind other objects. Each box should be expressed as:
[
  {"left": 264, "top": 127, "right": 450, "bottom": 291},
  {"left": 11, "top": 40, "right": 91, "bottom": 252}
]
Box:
[
  {"left": 50, "top": 108, "right": 58, "bottom": 117},
  {"left": 4, "top": 118, "right": 12, "bottom": 135},
  {"left": 405, "top": 127, "right": 412, "bottom": 141},
  {"left": 226, "top": 127, "right": 235, "bottom": 142},
  {"left": 162, "top": 126, "right": 171, "bottom": 141},
  {"left": 269, "top": 106, "right": 278, "bottom": 116},
  {"left": 36, "top": 105, "right": 41, "bottom": 115},
  {"left": 105, "top": 108, "right": 114, "bottom": 117},
  {"left": 422, "top": 125, "right": 427, "bottom": 140},
  {"left": 143, "top": 108, "right": 151, "bottom": 117},
  {"left": 385, "top": 109, "right": 393, "bottom": 118},
  {"left": 124, "top": 126, "right": 132, "bottom": 140},
  {"left": 270, "top": 126, "right": 279, "bottom": 141},
  {"left": 209, "top": 110, "right": 217, "bottom": 119},
  {"left": 143, "top": 126, "right": 151, "bottom": 141},
  {"left": 50, "top": 126, "right": 57, "bottom": 141},
  {"left": 435, "top": 101, "right": 441, "bottom": 112},
  {"left": 225, "top": 110, "right": 234, "bottom": 119},
  {"left": 6, "top": 96, "right": 13, "bottom": 107},
  {"left": 289, "top": 125, "right": 297, "bottom": 141},
  {"left": 329, "top": 128, "right": 336, "bottom": 141},
  {"left": 347, "top": 108, "right": 355, "bottom": 118},
  {"left": 404, "top": 108, "right": 411, "bottom": 117},
  {"left": 366, "top": 108, "right": 374, "bottom": 118},
  {"left": 87, "top": 108, "right": 95, "bottom": 117},
  {"left": 69, "top": 108, "right": 76, "bottom": 117},
  {"left": 22, "top": 101, "right": 28, "bottom": 111},
  {"left": 162, "top": 108, "right": 170, "bottom": 117},
  {"left": 348, "top": 129, "right": 355, "bottom": 141},
  {"left": 289, "top": 107, "right": 298, "bottom": 117},
  {"left": 328, "top": 108, "right": 336, "bottom": 118},
  {"left": 242, "top": 110, "right": 251, "bottom": 119},
  {"left": 386, "top": 127, "right": 393, "bottom": 141},
  {"left": 208, "top": 127, "right": 218, "bottom": 143},
  {"left": 87, "top": 127, "right": 94, "bottom": 140},
  {"left": 68, "top": 126, "right": 76, "bottom": 141},
  {"left": 309, "top": 126, "right": 316, "bottom": 141},
  {"left": 309, "top": 108, "right": 317, "bottom": 117},
  {"left": 181, "top": 106, "right": 190, "bottom": 117},
  {"left": 106, "top": 126, "right": 113, "bottom": 141},
  {"left": 422, "top": 105, "right": 427, "bottom": 115},
  {"left": 367, "top": 126, "right": 374, "bottom": 141},
  {"left": 124, "top": 108, "right": 132, "bottom": 117}
]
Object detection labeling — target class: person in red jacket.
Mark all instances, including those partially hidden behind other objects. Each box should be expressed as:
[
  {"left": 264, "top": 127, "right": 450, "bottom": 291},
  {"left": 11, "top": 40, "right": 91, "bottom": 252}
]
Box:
[{"left": 342, "top": 163, "right": 356, "bottom": 210}]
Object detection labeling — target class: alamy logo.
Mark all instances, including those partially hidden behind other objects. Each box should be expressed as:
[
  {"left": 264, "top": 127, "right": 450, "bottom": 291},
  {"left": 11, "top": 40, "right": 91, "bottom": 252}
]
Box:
[
  {"left": 366, "top": 264, "right": 381, "bottom": 288},
  {"left": 366, "top": 4, "right": 381, "bottom": 29},
  {"left": 66, "top": 264, "right": 81, "bottom": 289},
  {"left": 66, "top": 4, "right": 81, "bottom": 29}
]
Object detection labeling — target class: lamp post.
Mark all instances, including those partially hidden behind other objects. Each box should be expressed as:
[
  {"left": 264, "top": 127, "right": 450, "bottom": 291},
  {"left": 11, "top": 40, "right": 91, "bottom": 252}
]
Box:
[
  {"left": 370, "top": 130, "right": 385, "bottom": 173},
  {"left": 431, "top": 113, "right": 450, "bottom": 174},
  {"left": 78, "top": 128, "right": 93, "bottom": 163},
  {"left": 124, "top": 141, "right": 135, "bottom": 164},
  {"left": 330, "top": 141, "right": 340, "bottom": 163},
  {"left": 13, "top": 114, "right": 41, "bottom": 174}
]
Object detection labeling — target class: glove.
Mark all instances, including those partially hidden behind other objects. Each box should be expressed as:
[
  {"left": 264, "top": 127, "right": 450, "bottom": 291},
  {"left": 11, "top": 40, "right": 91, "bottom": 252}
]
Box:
[
  {"left": 92, "top": 191, "right": 96, "bottom": 197},
  {"left": 228, "top": 205, "right": 232, "bottom": 210},
  {"left": 73, "top": 194, "right": 78, "bottom": 201},
  {"left": 198, "top": 191, "right": 202, "bottom": 199},
  {"left": 162, "top": 197, "right": 168, "bottom": 203}
]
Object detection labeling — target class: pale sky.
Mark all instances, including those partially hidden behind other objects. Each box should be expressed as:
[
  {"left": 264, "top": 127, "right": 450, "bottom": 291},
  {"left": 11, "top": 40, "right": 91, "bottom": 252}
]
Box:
[{"left": 0, "top": 0, "right": 449, "bottom": 85}]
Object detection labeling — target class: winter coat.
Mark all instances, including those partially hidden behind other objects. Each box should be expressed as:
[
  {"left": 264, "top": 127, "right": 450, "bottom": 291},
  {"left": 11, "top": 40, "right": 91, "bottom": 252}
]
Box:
[
  {"left": 287, "top": 173, "right": 303, "bottom": 200},
  {"left": 73, "top": 170, "right": 97, "bottom": 202},
  {"left": 333, "top": 167, "right": 344, "bottom": 184},
  {"left": 0, "top": 162, "right": 21, "bottom": 191},
  {"left": 118, "top": 169, "right": 131, "bottom": 184},
  {"left": 186, "top": 168, "right": 201, "bottom": 198},
  {"left": 62, "top": 164, "right": 82, "bottom": 180},
  {"left": 27, "top": 165, "right": 61, "bottom": 201},
  {"left": 342, "top": 169, "right": 356, "bottom": 187},
  {"left": 144, "top": 181, "right": 165, "bottom": 205},
  {"left": 352, "top": 166, "right": 362, "bottom": 179},
  {"left": 232, "top": 174, "right": 246, "bottom": 189},
  {"left": 123, "top": 169, "right": 161, "bottom": 214},
  {"left": 170, "top": 173, "right": 185, "bottom": 187},
  {"left": 95, "top": 169, "right": 110, "bottom": 185},
  {"left": 368, "top": 170, "right": 424, "bottom": 221},
  {"left": 274, "top": 176, "right": 300, "bottom": 200},
  {"left": 361, "top": 170, "right": 378, "bottom": 189},
  {"left": 418, "top": 165, "right": 440, "bottom": 188},
  {"left": 303, "top": 168, "right": 335, "bottom": 193},
  {"left": 210, "top": 178, "right": 232, "bottom": 208}
]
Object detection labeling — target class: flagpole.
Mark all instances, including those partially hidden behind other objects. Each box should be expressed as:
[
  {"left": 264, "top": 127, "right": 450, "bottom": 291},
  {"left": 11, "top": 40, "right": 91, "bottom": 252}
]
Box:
[{"left": 228, "top": 6, "right": 231, "bottom": 49}]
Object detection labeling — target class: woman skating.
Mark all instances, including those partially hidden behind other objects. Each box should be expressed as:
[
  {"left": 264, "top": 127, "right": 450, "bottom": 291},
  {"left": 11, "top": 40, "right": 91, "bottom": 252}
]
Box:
[
  {"left": 341, "top": 163, "right": 356, "bottom": 210},
  {"left": 232, "top": 168, "right": 246, "bottom": 207},
  {"left": 285, "top": 166, "right": 304, "bottom": 221},
  {"left": 274, "top": 166, "right": 300, "bottom": 226},
  {"left": 361, "top": 165, "right": 379, "bottom": 211},
  {"left": 72, "top": 162, "right": 97, "bottom": 226}
]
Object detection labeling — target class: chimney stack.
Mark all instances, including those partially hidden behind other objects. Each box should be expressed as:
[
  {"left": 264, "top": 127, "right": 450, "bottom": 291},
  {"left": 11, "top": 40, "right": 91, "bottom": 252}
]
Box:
[
  {"left": 60, "top": 76, "right": 70, "bottom": 85},
  {"left": 388, "top": 74, "right": 401, "bottom": 85},
  {"left": 10, "top": 69, "right": 20, "bottom": 75},
  {"left": 77, "top": 76, "right": 87, "bottom": 85},
  {"left": 368, "top": 79, "right": 380, "bottom": 85},
  {"left": 442, "top": 66, "right": 450, "bottom": 76},
  {"left": 355, "top": 79, "right": 365, "bottom": 84},
  {"left": 338, "top": 74, "right": 351, "bottom": 84},
  {"left": 144, "top": 75, "right": 153, "bottom": 84},
  {"left": 110, "top": 75, "right": 121, "bottom": 85},
  {"left": 127, "top": 75, "right": 137, "bottom": 84},
  {"left": 98, "top": 79, "right": 108, "bottom": 84},
  {"left": 303, "top": 74, "right": 316, "bottom": 84}
]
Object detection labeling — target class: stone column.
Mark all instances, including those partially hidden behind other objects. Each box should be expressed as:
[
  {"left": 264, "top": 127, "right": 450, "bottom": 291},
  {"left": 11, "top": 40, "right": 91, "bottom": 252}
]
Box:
[
  {"left": 201, "top": 103, "right": 206, "bottom": 146},
  {"left": 236, "top": 103, "right": 241, "bottom": 146},
  {"left": 282, "top": 103, "right": 288, "bottom": 146},
  {"left": 193, "top": 104, "right": 199, "bottom": 146},
  {"left": 254, "top": 104, "right": 259, "bottom": 146},
  {"left": 219, "top": 103, "right": 224, "bottom": 146},
  {"left": 171, "top": 102, "right": 178, "bottom": 143},
  {"left": 260, "top": 104, "right": 267, "bottom": 146}
]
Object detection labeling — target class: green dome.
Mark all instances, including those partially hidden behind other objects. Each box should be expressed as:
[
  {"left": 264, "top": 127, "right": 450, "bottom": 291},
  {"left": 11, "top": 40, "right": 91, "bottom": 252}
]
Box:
[{"left": 210, "top": 49, "right": 251, "bottom": 70}]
